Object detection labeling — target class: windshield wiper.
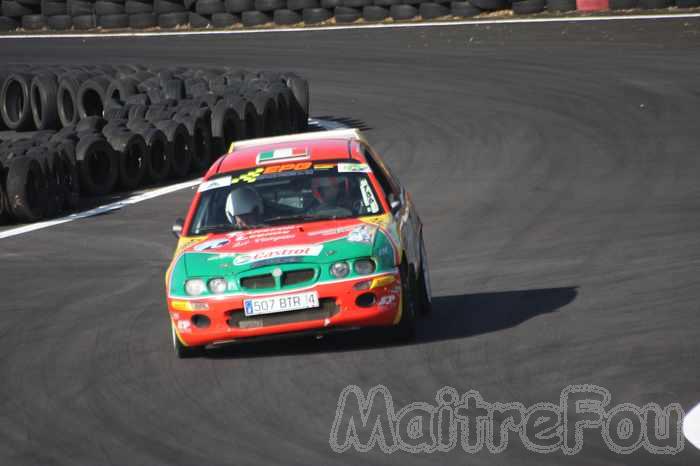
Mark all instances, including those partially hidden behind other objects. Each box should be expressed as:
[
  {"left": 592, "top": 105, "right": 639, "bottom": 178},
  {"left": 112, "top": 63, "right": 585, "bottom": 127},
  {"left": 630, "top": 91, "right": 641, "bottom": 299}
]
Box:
[
  {"left": 265, "top": 213, "right": 354, "bottom": 225},
  {"left": 193, "top": 223, "right": 238, "bottom": 234}
]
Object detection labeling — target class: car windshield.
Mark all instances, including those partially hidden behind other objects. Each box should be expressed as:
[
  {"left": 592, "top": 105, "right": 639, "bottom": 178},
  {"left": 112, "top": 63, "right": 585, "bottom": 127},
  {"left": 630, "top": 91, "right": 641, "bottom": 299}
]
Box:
[{"left": 189, "top": 161, "right": 384, "bottom": 235}]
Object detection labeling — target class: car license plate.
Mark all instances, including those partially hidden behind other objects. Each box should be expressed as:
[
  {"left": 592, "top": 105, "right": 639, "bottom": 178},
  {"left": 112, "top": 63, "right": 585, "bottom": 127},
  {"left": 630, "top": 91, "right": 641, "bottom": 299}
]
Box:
[{"left": 243, "top": 291, "right": 319, "bottom": 316}]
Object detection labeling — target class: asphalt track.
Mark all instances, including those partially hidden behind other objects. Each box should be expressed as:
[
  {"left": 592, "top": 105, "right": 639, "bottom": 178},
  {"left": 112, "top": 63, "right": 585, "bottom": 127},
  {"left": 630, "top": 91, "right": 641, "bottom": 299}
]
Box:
[{"left": 1, "top": 17, "right": 700, "bottom": 465}]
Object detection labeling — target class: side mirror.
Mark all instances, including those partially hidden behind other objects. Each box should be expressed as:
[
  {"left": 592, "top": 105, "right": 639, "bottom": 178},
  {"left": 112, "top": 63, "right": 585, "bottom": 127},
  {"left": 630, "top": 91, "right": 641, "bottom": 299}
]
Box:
[
  {"left": 172, "top": 218, "right": 184, "bottom": 238},
  {"left": 388, "top": 194, "right": 401, "bottom": 215}
]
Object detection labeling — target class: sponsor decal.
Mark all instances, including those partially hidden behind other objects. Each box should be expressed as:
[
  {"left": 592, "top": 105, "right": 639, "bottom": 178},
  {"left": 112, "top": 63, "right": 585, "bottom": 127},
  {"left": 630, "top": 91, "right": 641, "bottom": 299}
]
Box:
[
  {"left": 379, "top": 295, "right": 397, "bottom": 306},
  {"left": 359, "top": 178, "right": 380, "bottom": 213},
  {"left": 231, "top": 167, "right": 265, "bottom": 184},
  {"left": 233, "top": 244, "right": 323, "bottom": 265},
  {"left": 193, "top": 238, "right": 229, "bottom": 252},
  {"left": 314, "top": 163, "right": 335, "bottom": 170},
  {"left": 338, "top": 163, "right": 371, "bottom": 173},
  {"left": 198, "top": 176, "right": 232, "bottom": 192},
  {"left": 348, "top": 224, "right": 377, "bottom": 244},
  {"left": 263, "top": 162, "right": 312, "bottom": 174},
  {"left": 257, "top": 147, "right": 309, "bottom": 164},
  {"left": 308, "top": 225, "right": 357, "bottom": 237}
]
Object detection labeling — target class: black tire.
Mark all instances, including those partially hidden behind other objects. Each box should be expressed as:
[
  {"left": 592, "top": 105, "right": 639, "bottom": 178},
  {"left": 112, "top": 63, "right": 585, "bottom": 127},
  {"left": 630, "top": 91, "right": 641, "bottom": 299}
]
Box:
[
  {"left": 57, "top": 74, "right": 90, "bottom": 127},
  {"left": 95, "top": 0, "right": 125, "bottom": 14},
  {"left": 159, "top": 11, "right": 188, "bottom": 26},
  {"left": 419, "top": 2, "right": 448, "bottom": 18},
  {"left": 155, "top": 0, "right": 185, "bottom": 13},
  {"left": 154, "top": 120, "right": 190, "bottom": 177},
  {"left": 42, "top": 0, "right": 67, "bottom": 15},
  {"left": 124, "top": 0, "right": 151, "bottom": 13},
  {"left": 98, "top": 13, "right": 129, "bottom": 27},
  {"left": 211, "top": 11, "right": 237, "bottom": 26},
  {"left": 638, "top": 0, "right": 669, "bottom": 7},
  {"left": 302, "top": 6, "right": 330, "bottom": 22},
  {"left": 69, "top": 0, "right": 93, "bottom": 15},
  {"left": 180, "top": 115, "right": 212, "bottom": 173},
  {"left": 334, "top": 5, "right": 359, "bottom": 22},
  {"left": 545, "top": 0, "right": 575, "bottom": 10},
  {"left": 77, "top": 77, "right": 110, "bottom": 119},
  {"left": 254, "top": 0, "right": 283, "bottom": 9},
  {"left": 320, "top": 0, "right": 340, "bottom": 7},
  {"left": 72, "top": 14, "right": 96, "bottom": 29},
  {"left": 0, "top": 15, "right": 18, "bottom": 31},
  {"left": 281, "top": 72, "right": 308, "bottom": 132},
  {"left": 105, "top": 77, "right": 138, "bottom": 106},
  {"left": 75, "top": 134, "right": 118, "bottom": 196},
  {"left": 53, "top": 139, "right": 80, "bottom": 210},
  {"left": 241, "top": 9, "right": 269, "bottom": 25},
  {"left": 76, "top": 115, "right": 106, "bottom": 132},
  {"left": 362, "top": 4, "right": 386, "bottom": 20},
  {"left": 1, "top": 73, "right": 33, "bottom": 131},
  {"left": 211, "top": 99, "right": 244, "bottom": 152},
  {"left": 46, "top": 14, "right": 71, "bottom": 29},
  {"left": 1, "top": 0, "right": 33, "bottom": 16},
  {"left": 608, "top": 0, "right": 636, "bottom": 6},
  {"left": 450, "top": 0, "right": 479, "bottom": 16},
  {"left": 417, "top": 236, "right": 432, "bottom": 315},
  {"left": 676, "top": 0, "right": 699, "bottom": 6},
  {"left": 341, "top": 0, "right": 369, "bottom": 6},
  {"left": 224, "top": 0, "right": 252, "bottom": 11},
  {"left": 392, "top": 262, "right": 417, "bottom": 342},
  {"left": 468, "top": 0, "right": 507, "bottom": 8},
  {"left": 162, "top": 79, "right": 185, "bottom": 100},
  {"left": 171, "top": 324, "right": 204, "bottom": 359},
  {"left": 108, "top": 131, "right": 147, "bottom": 190},
  {"left": 7, "top": 156, "right": 48, "bottom": 222},
  {"left": 288, "top": 0, "right": 317, "bottom": 8},
  {"left": 512, "top": 0, "right": 544, "bottom": 13},
  {"left": 30, "top": 74, "right": 59, "bottom": 130},
  {"left": 249, "top": 92, "right": 276, "bottom": 136},
  {"left": 188, "top": 11, "right": 210, "bottom": 26},
  {"left": 28, "top": 148, "right": 62, "bottom": 218},
  {"left": 141, "top": 127, "right": 170, "bottom": 183},
  {"left": 273, "top": 8, "right": 300, "bottom": 24},
  {"left": 21, "top": 14, "right": 46, "bottom": 29},
  {"left": 389, "top": 3, "right": 416, "bottom": 18},
  {"left": 195, "top": 0, "right": 225, "bottom": 13}
]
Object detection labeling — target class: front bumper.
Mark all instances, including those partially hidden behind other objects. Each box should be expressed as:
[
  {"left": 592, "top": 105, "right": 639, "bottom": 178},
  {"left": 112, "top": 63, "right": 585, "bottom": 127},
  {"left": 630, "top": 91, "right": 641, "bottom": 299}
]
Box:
[{"left": 168, "top": 271, "right": 402, "bottom": 347}]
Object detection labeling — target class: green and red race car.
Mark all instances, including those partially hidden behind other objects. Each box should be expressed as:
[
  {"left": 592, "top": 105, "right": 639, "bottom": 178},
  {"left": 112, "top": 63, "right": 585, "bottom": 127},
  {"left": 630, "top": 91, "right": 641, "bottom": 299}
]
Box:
[{"left": 165, "top": 128, "right": 431, "bottom": 357}]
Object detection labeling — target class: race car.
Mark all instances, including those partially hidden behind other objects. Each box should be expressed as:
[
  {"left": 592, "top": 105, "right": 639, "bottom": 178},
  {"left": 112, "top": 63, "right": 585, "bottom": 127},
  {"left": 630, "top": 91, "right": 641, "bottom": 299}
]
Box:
[{"left": 165, "top": 128, "right": 431, "bottom": 357}]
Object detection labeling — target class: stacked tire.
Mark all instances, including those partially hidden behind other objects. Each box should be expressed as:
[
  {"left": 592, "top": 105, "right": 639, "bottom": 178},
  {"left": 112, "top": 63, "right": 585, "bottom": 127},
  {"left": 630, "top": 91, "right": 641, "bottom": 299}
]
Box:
[{"left": 0, "top": 65, "right": 310, "bottom": 224}]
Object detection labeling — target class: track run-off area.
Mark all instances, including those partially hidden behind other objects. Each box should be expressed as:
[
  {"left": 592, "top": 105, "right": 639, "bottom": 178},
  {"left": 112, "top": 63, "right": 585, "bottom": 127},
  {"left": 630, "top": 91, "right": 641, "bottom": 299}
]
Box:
[{"left": 1, "top": 16, "right": 699, "bottom": 465}]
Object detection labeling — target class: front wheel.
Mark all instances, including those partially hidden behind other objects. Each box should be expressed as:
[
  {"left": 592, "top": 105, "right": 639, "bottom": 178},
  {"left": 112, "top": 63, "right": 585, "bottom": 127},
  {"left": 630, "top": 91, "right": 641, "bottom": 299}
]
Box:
[
  {"left": 171, "top": 323, "right": 204, "bottom": 359},
  {"left": 392, "top": 264, "right": 417, "bottom": 342}
]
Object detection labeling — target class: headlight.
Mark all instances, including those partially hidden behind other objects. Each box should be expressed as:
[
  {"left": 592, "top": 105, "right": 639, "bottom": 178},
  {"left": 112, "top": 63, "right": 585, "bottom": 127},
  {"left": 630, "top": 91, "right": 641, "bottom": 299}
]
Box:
[
  {"left": 185, "top": 279, "right": 206, "bottom": 296},
  {"left": 208, "top": 277, "right": 227, "bottom": 294},
  {"left": 330, "top": 261, "right": 350, "bottom": 278},
  {"left": 353, "top": 258, "right": 375, "bottom": 275}
]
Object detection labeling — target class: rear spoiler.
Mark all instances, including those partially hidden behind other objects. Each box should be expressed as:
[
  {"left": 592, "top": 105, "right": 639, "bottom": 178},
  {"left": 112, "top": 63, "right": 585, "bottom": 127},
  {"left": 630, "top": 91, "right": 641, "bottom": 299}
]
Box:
[{"left": 227, "top": 128, "right": 366, "bottom": 153}]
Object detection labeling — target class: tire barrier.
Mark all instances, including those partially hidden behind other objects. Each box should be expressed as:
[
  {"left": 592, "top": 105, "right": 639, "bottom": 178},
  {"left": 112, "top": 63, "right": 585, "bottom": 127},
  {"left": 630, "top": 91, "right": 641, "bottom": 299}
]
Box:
[
  {"left": 0, "top": 0, "right": 695, "bottom": 32},
  {"left": 0, "top": 64, "right": 309, "bottom": 224}
]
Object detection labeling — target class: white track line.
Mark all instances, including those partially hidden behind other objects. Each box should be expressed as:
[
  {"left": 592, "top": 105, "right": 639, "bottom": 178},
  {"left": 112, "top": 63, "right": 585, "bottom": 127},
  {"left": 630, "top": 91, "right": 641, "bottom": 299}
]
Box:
[
  {"left": 0, "top": 12, "right": 699, "bottom": 39},
  {"left": 0, "top": 178, "right": 200, "bottom": 240},
  {"left": 684, "top": 402, "right": 700, "bottom": 450}
]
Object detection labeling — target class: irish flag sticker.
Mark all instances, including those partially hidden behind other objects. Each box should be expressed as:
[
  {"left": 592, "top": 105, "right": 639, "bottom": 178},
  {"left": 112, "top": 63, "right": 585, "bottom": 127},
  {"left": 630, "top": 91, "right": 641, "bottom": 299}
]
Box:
[{"left": 257, "top": 147, "right": 309, "bottom": 164}]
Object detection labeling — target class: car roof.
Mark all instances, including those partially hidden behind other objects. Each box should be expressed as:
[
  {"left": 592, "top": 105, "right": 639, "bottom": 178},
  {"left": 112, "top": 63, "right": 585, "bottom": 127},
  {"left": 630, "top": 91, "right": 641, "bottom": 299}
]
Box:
[{"left": 208, "top": 129, "right": 368, "bottom": 178}]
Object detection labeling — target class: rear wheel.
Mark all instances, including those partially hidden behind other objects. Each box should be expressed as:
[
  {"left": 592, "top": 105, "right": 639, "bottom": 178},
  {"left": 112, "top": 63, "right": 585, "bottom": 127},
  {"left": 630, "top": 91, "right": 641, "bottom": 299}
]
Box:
[{"left": 171, "top": 323, "right": 204, "bottom": 358}]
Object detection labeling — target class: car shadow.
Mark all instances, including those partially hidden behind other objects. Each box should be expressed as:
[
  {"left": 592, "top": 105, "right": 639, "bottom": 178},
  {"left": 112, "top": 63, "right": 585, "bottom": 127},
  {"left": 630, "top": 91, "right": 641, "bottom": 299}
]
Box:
[
  {"left": 205, "top": 286, "right": 578, "bottom": 359},
  {"left": 309, "top": 115, "right": 373, "bottom": 132}
]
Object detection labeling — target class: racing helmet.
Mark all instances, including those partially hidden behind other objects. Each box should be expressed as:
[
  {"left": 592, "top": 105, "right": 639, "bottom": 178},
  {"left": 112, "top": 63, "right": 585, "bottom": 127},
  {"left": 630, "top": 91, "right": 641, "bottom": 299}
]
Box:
[
  {"left": 225, "top": 186, "right": 264, "bottom": 223},
  {"left": 311, "top": 175, "right": 349, "bottom": 204}
]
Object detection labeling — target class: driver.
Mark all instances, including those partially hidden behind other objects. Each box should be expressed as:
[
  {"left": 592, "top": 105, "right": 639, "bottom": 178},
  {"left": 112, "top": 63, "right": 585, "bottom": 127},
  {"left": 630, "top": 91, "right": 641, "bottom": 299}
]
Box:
[
  {"left": 310, "top": 175, "right": 350, "bottom": 210},
  {"left": 225, "top": 186, "right": 264, "bottom": 229}
]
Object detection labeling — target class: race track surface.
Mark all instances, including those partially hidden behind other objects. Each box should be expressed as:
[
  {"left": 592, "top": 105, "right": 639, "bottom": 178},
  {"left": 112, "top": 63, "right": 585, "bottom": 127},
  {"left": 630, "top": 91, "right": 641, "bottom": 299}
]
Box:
[{"left": 1, "top": 19, "right": 700, "bottom": 465}]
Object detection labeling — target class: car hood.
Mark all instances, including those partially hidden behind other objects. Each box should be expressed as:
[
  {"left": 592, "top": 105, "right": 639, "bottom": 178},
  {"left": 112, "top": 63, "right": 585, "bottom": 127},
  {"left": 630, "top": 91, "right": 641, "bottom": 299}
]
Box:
[{"left": 180, "top": 217, "right": 393, "bottom": 276}]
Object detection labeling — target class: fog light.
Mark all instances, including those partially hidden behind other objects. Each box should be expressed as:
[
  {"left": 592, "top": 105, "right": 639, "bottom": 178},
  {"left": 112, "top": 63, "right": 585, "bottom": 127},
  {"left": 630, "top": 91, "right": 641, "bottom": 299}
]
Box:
[
  {"left": 191, "top": 314, "right": 211, "bottom": 328},
  {"left": 353, "top": 280, "right": 371, "bottom": 291},
  {"left": 356, "top": 293, "right": 376, "bottom": 308}
]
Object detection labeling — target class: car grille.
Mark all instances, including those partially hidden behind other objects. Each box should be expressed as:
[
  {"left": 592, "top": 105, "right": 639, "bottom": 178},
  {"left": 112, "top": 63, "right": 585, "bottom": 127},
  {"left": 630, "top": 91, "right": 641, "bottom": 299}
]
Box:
[
  {"left": 240, "top": 273, "right": 275, "bottom": 290},
  {"left": 281, "top": 269, "right": 315, "bottom": 287},
  {"left": 227, "top": 298, "right": 339, "bottom": 329}
]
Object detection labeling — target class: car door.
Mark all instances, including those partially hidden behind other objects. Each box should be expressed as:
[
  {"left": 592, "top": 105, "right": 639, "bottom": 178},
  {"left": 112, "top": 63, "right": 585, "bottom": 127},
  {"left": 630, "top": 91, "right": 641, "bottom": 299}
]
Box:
[{"left": 361, "top": 144, "right": 423, "bottom": 274}]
